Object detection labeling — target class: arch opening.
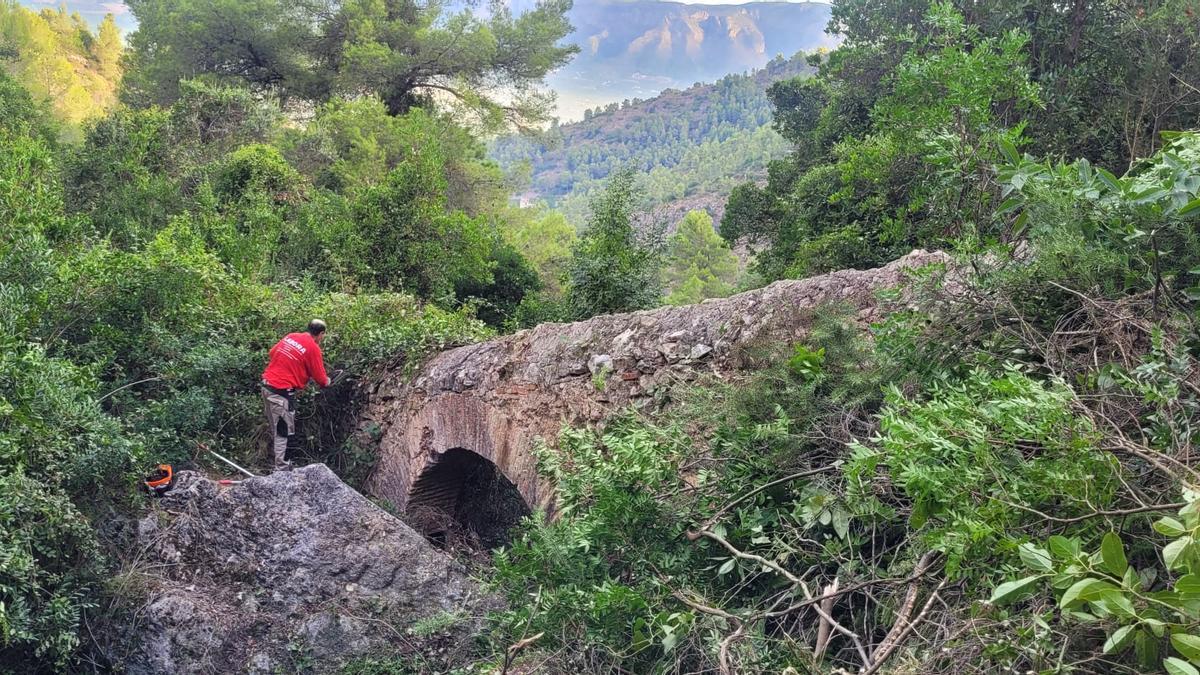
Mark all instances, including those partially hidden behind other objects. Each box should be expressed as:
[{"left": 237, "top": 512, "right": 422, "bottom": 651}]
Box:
[{"left": 405, "top": 448, "right": 530, "bottom": 551}]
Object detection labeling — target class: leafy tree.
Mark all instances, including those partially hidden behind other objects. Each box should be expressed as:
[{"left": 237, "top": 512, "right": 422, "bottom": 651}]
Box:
[
  {"left": 0, "top": 68, "right": 56, "bottom": 144},
  {"left": 836, "top": 2, "right": 1040, "bottom": 238},
  {"left": 282, "top": 99, "right": 510, "bottom": 217},
  {"left": 500, "top": 206, "right": 577, "bottom": 298},
  {"left": 64, "top": 80, "right": 281, "bottom": 248},
  {"left": 91, "top": 14, "right": 122, "bottom": 78},
  {"left": 826, "top": 0, "right": 1200, "bottom": 168},
  {"left": 724, "top": 3, "right": 1041, "bottom": 280},
  {"left": 353, "top": 158, "right": 493, "bottom": 301},
  {"left": 0, "top": 86, "right": 142, "bottom": 669},
  {"left": 663, "top": 210, "right": 738, "bottom": 305},
  {"left": 455, "top": 240, "right": 543, "bottom": 328},
  {"left": 122, "top": 0, "right": 577, "bottom": 129},
  {"left": 565, "top": 168, "right": 663, "bottom": 319}
]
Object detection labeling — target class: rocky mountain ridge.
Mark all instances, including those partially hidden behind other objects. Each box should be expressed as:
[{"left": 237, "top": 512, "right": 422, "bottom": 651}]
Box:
[{"left": 548, "top": 0, "right": 835, "bottom": 119}]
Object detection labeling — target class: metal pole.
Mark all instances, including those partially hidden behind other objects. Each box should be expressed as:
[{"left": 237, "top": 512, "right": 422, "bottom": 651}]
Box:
[{"left": 208, "top": 449, "right": 257, "bottom": 479}]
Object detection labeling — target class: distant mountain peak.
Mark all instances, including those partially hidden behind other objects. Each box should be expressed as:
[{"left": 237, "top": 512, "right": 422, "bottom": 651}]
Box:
[{"left": 549, "top": 0, "right": 835, "bottom": 120}]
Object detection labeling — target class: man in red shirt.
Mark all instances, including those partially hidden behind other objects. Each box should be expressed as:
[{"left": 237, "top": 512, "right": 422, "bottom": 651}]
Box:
[{"left": 261, "top": 319, "right": 331, "bottom": 470}]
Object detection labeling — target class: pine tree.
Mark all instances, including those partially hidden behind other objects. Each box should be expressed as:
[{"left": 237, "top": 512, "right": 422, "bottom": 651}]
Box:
[
  {"left": 92, "top": 15, "right": 123, "bottom": 78},
  {"left": 664, "top": 210, "right": 739, "bottom": 305}
]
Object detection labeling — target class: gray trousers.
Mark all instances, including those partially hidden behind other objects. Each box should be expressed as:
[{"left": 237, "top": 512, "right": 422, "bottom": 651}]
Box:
[{"left": 262, "top": 388, "right": 295, "bottom": 468}]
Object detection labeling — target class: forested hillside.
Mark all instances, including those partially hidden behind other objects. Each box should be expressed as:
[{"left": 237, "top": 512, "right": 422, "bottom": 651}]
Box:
[
  {"left": 0, "top": 3, "right": 121, "bottom": 135},
  {"left": 492, "top": 52, "right": 813, "bottom": 225}
]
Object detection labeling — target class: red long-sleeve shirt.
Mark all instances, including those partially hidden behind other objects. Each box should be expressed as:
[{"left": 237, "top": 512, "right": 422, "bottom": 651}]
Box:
[{"left": 262, "top": 332, "right": 329, "bottom": 390}]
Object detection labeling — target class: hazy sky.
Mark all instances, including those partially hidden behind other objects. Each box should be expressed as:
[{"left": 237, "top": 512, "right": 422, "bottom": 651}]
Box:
[
  {"left": 21, "top": 0, "right": 135, "bottom": 30},
  {"left": 20, "top": 0, "right": 822, "bottom": 32}
]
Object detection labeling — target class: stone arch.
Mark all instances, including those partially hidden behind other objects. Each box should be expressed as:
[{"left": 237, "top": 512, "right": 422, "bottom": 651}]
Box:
[
  {"left": 367, "top": 393, "right": 550, "bottom": 548},
  {"left": 406, "top": 448, "right": 530, "bottom": 550}
]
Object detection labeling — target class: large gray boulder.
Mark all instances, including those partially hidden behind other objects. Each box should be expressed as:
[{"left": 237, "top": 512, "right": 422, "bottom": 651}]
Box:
[{"left": 107, "top": 464, "right": 492, "bottom": 674}]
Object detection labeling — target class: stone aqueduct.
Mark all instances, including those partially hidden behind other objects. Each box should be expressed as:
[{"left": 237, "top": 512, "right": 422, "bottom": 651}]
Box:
[{"left": 361, "top": 250, "right": 949, "bottom": 537}]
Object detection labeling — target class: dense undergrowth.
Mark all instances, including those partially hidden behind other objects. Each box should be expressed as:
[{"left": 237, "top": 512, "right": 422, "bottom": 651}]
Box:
[
  {"left": 479, "top": 129, "right": 1200, "bottom": 673},
  {"left": 0, "top": 74, "right": 503, "bottom": 669}
]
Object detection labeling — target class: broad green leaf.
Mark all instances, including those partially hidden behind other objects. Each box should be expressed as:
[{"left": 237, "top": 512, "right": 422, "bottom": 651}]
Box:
[
  {"left": 1167, "top": 657, "right": 1200, "bottom": 675},
  {"left": 1096, "top": 167, "right": 1122, "bottom": 192},
  {"left": 998, "top": 137, "right": 1019, "bottom": 164},
  {"left": 1078, "top": 579, "right": 1121, "bottom": 600},
  {"left": 1123, "top": 566, "right": 1139, "bottom": 590},
  {"left": 831, "top": 509, "right": 850, "bottom": 540},
  {"left": 1157, "top": 517, "right": 1189, "bottom": 538},
  {"left": 1095, "top": 589, "right": 1137, "bottom": 619},
  {"left": 1165, "top": 537, "right": 1194, "bottom": 571},
  {"left": 1019, "top": 543, "right": 1053, "bottom": 572},
  {"left": 1180, "top": 198, "right": 1200, "bottom": 216},
  {"left": 1139, "top": 628, "right": 1162, "bottom": 669},
  {"left": 1104, "top": 625, "right": 1135, "bottom": 654},
  {"left": 717, "top": 558, "right": 736, "bottom": 575},
  {"left": 996, "top": 197, "right": 1021, "bottom": 215},
  {"left": 1060, "top": 578, "right": 1101, "bottom": 609},
  {"left": 989, "top": 576, "right": 1042, "bottom": 606},
  {"left": 1101, "top": 532, "right": 1129, "bottom": 576},
  {"left": 1172, "top": 633, "right": 1200, "bottom": 663},
  {"left": 1147, "top": 619, "right": 1168, "bottom": 638},
  {"left": 1012, "top": 210, "right": 1029, "bottom": 237},
  {"left": 1049, "top": 535, "right": 1081, "bottom": 559},
  {"left": 1178, "top": 575, "right": 1200, "bottom": 598}
]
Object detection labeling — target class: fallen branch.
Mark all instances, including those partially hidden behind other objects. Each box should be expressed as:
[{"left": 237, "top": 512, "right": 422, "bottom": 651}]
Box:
[
  {"left": 862, "top": 577, "right": 949, "bottom": 675},
  {"left": 672, "top": 590, "right": 745, "bottom": 675},
  {"left": 763, "top": 566, "right": 939, "bottom": 619},
  {"left": 696, "top": 528, "right": 872, "bottom": 669},
  {"left": 688, "top": 463, "right": 843, "bottom": 539},
  {"left": 813, "top": 578, "right": 839, "bottom": 664},
  {"left": 994, "top": 497, "right": 1185, "bottom": 524},
  {"left": 872, "top": 552, "right": 941, "bottom": 659},
  {"left": 718, "top": 622, "right": 747, "bottom": 675},
  {"left": 503, "top": 632, "right": 545, "bottom": 675}
]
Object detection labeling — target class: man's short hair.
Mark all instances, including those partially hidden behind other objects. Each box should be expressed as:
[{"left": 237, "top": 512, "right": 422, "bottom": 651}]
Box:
[{"left": 307, "top": 319, "right": 327, "bottom": 336}]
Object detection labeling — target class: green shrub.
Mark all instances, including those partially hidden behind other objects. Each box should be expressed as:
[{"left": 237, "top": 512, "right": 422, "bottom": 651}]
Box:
[
  {"left": 993, "top": 495, "right": 1200, "bottom": 674},
  {"left": 0, "top": 473, "right": 102, "bottom": 667},
  {"left": 846, "top": 366, "right": 1118, "bottom": 578},
  {"left": 491, "top": 419, "right": 701, "bottom": 670},
  {"left": 213, "top": 143, "right": 302, "bottom": 204},
  {"left": 565, "top": 168, "right": 664, "bottom": 319}
]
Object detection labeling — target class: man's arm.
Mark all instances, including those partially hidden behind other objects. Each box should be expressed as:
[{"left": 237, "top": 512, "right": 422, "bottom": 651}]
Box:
[{"left": 308, "top": 343, "right": 331, "bottom": 388}]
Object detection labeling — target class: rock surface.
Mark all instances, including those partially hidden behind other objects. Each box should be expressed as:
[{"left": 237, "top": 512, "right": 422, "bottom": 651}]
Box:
[
  {"left": 106, "top": 464, "right": 491, "bottom": 674},
  {"left": 363, "top": 250, "right": 952, "bottom": 516}
]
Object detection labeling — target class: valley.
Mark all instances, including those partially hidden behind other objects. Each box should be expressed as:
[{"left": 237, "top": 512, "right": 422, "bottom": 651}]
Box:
[{"left": 493, "top": 51, "right": 814, "bottom": 229}]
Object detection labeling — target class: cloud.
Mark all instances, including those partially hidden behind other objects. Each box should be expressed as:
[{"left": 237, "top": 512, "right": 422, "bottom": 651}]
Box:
[{"left": 21, "top": 1, "right": 129, "bottom": 15}]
